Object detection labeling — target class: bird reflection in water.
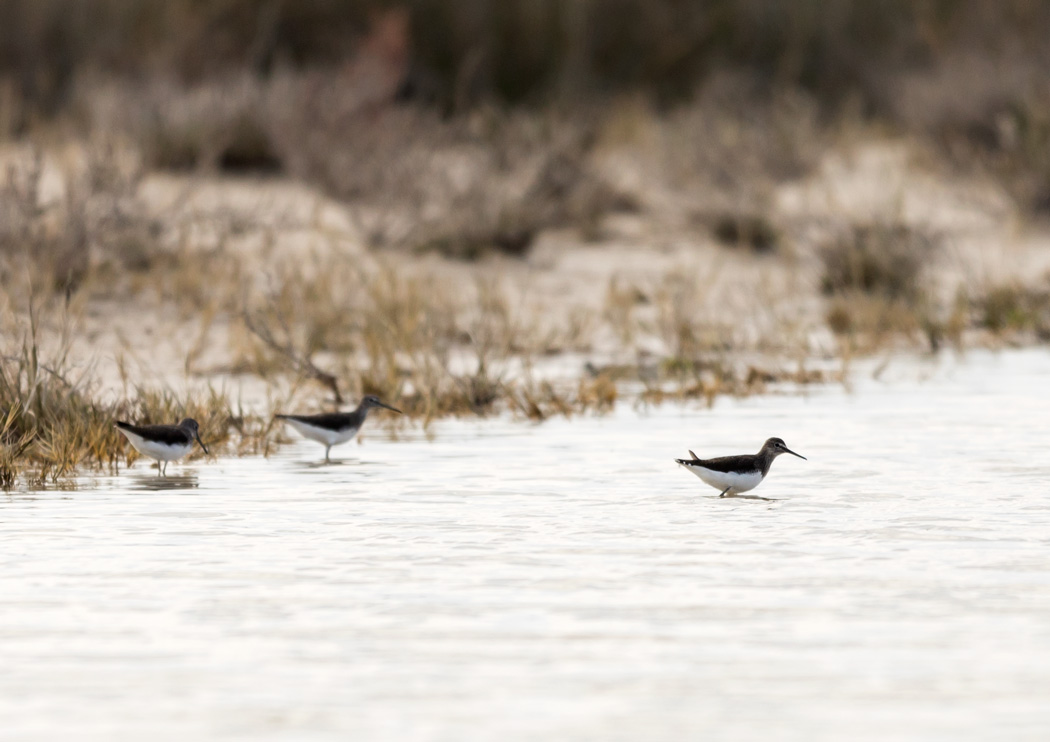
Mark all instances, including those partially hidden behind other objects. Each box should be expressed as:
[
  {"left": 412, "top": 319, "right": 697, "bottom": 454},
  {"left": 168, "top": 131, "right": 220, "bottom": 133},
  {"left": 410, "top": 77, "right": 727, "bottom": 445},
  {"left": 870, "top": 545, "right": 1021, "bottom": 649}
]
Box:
[{"left": 126, "top": 472, "right": 199, "bottom": 492}]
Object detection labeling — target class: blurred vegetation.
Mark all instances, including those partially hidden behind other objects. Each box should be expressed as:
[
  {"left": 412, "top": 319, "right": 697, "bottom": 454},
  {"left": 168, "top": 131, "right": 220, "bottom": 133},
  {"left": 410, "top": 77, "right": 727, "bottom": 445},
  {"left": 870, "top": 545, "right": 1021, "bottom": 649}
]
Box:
[
  {"left": 3, "top": 0, "right": 1050, "bottom": 121},
  {"left": 820, "top": 222, "right": 938, "bottom": 302},
  {"left": 4, "top": 0, "right": 1050, "bottom": 484},
  {"left": 976, "top": 280, "right": 1050, "bottom": 338},
  {"left": 0, "top": 301, "right": 275, "bottom": 487},
  {"left": 5, "top": 1, "right": 1049, "bottom": 214},
  {"left": 4, "top": 1, "right": 1050, "bottom": 217}
]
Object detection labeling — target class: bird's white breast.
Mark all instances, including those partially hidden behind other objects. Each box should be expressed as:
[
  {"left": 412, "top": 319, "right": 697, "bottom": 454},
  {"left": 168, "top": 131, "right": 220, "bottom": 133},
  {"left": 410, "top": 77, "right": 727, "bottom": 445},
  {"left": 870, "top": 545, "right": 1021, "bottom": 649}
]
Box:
[
  {"left": 681, "top": 464, "right": 764, "bottom": 493},
  {"left": 117, "top": 429, "right": 193, "bottom": 462},
  {"left": 283, "top": 419, "right": 360, "bottom": 448}
]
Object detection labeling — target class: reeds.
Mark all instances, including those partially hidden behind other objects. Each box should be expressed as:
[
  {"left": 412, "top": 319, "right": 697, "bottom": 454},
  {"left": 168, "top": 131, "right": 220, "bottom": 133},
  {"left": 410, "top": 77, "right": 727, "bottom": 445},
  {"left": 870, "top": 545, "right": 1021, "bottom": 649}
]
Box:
[
  {"left": 0, "top": 297, "right": 277, "bottom": 487},
  {"left": 1, "top": 307, "right": 117, "bottom": 483},
  {"left": 975, "top": 279, "right": 1050, "bottom": 339},
  {"left": 0, "top": 145, "right": 155, "bottom": 298},
  {"left": 819, "top": 221, "right": 948, "bottom": 352}
]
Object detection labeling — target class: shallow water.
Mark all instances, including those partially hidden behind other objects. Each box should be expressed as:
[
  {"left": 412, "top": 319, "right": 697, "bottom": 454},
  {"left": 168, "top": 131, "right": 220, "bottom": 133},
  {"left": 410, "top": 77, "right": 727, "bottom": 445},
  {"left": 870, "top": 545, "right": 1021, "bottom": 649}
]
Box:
[{"left": 3, "top": 349, "right": 1050, "bottom": 741}]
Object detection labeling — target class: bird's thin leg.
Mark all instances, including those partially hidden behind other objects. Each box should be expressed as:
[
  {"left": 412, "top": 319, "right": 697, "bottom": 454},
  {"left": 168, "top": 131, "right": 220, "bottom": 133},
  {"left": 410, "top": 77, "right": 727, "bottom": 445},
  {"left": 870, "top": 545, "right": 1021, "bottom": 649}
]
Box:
[
  {"left": 325, "top": 446, "right": 331, "bottom": 463},
  {"left": 718, "top": 486, "right": 732, "bottom": 497},
  {"left": 159, "top": 461, "right": 165, "bottom": 477}
]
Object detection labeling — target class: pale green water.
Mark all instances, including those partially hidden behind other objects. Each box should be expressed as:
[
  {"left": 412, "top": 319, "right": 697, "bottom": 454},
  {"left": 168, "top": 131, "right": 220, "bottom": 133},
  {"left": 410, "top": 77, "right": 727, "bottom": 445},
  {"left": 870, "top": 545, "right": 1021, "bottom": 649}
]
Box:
[{"left": 2, "top": 349, "right": 1049, "bottom": 741}]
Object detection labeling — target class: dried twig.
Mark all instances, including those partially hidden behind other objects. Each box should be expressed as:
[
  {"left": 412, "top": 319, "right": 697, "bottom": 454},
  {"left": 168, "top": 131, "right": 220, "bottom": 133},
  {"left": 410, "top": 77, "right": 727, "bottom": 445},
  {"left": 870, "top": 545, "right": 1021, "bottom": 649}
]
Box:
[{"left": 242, "top": 309, "right": 343, "bottom": 403}]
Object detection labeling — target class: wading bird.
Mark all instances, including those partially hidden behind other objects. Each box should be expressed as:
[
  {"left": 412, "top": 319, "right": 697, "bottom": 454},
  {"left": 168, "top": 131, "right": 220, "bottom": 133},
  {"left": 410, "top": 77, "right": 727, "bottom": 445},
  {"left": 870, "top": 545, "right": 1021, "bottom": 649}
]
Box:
[
  {"left": 115, "top": 418, "right": 209, "bottom": 476},
  {"left": 676, "top": 437, "right": 805, "bottom": 497},
  {"left": 275, "top": 395, "right": 402, "bottom": 462}
]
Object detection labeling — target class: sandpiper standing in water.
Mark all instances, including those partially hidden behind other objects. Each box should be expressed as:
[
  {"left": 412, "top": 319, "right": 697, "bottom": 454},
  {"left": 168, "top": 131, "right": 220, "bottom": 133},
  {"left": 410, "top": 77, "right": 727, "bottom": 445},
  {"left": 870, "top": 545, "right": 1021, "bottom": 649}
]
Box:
[
  {"left": 275, "top": 395, "right": 402, "bottom": 462},
  {"left": 675, "top": 437, "right": 805, "bottom": 497},
  {"left": 115, "top": 418, "right": 209, "bottom": 476}
]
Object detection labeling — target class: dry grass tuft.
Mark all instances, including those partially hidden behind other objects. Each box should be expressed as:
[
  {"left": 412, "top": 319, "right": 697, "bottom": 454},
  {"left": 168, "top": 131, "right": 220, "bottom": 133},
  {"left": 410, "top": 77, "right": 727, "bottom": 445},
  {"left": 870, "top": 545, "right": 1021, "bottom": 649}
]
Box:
[
  {"left": 976, "top": 278, "right": 1050, "bottom": 338},
  {"left": 133, "top": 77, "right": 282, "bottom": 174},
  {"left": 0, "top": 146, "right": 158, "bottom": 297},
  {"left": 926, "top": 84, "right": 1050, "bottom": 218},
  {"left": 824, "top": 294, "right": 924, "bottom": 348},
  {"left": 709, "top": 211, "right": 780, "bottom": 253},
  {"left": 0, "top": 298, "right": 278, "bottom": 487},
  {"left": 819, "top": 222, "right": 939, "bottom": 301}
]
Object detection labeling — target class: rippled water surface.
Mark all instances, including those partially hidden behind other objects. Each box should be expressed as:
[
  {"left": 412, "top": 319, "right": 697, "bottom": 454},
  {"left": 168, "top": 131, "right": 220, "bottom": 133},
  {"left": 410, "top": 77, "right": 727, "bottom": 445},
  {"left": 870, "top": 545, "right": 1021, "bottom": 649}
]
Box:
[{"left": 3, "top": 349, "right": 1050, "bottom": 741}]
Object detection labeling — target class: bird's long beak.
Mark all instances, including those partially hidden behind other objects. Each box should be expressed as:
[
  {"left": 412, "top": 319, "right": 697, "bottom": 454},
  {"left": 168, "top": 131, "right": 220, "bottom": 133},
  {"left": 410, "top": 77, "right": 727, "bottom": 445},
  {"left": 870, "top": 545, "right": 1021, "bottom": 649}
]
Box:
[
  {"left": 195, "top": 432, "right": 210, "bottom": 455},
  {"left": 784, "top": 447, "right": 806, "bottom": 460},
  {"left": 378, "top": 401, "right": 403, "bottom": 414}
]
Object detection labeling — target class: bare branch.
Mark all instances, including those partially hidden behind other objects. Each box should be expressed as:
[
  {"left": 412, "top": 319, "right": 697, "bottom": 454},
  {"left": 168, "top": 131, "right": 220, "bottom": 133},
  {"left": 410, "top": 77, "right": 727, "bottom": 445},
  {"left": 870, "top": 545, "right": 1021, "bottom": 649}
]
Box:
[{"left": 242, "top": 310, "right": 343, "bottom": 404}]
